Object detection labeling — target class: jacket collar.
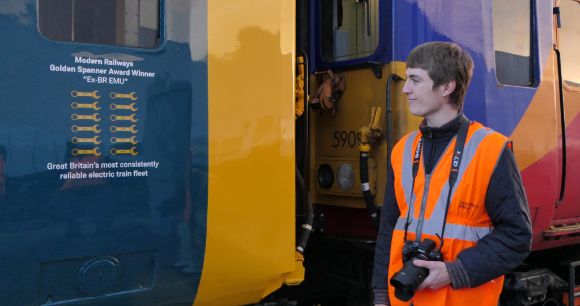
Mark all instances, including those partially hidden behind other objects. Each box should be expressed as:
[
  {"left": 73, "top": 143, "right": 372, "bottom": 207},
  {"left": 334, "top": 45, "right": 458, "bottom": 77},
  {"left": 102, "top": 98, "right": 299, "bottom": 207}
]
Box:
[{"left": 419, "top": 113, "right": 469, "bottom": 140}]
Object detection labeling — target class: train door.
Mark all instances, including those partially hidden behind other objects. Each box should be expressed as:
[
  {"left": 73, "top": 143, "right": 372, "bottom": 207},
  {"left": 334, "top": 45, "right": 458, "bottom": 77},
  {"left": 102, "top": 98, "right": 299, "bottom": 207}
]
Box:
[
  {"left": 308, "top": 0, "right": 403, "bottom": 236},
  {"left": 0, "top": 1, "right": 206, "bottom": 305},
  {"left": 288, "top": 0, "right": 401, "bottom": 304},
  {"left": 552, "top": 0, "right": 580, "bottom": 231},
  {"left": 491, "top": 0, "right": 562, "bottom": 249}
]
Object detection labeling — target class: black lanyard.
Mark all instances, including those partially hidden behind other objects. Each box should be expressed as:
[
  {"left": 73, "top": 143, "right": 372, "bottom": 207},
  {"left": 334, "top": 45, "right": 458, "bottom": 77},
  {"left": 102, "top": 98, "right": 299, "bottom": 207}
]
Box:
[{"left": 403, "top": 117, "right": 470, "bottom": 250}]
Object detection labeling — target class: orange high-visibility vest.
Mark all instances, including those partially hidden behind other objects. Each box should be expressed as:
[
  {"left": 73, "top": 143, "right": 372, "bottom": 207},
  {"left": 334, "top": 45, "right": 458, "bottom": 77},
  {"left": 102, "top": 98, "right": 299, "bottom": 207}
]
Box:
[{"left": 388, "top": 121, "right": 508, "bottom": 306}]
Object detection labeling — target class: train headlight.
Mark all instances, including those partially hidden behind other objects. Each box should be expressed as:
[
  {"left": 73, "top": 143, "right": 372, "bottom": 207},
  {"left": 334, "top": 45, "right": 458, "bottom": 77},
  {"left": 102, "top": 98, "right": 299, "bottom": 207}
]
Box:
[
  {"left": 317, "top": 164, "right": 334, "bottom": 189},
  {"left": 337, "top": 163, "right": 355, "bottom": 191}
]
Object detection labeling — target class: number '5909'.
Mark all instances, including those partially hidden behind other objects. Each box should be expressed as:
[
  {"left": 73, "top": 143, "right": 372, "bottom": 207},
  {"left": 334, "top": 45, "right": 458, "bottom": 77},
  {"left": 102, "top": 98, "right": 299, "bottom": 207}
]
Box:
[{"left": 332, "top": 130, "right": 360, "bottom": 148}]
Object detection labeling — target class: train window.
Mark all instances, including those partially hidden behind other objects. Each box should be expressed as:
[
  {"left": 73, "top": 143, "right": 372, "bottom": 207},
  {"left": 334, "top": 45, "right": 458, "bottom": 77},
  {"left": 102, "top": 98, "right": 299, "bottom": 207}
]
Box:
[
  {"left": 38, "top": 0, "right": 160, "bottom": 48},
  {"left": 559, "top": 0, "right": 580, "bottom": 87},
  {"left": 319, "top": 0, "right": 380, "bottom": 63},
  {"left": 492, "top": 0, "right": 534, "bottom": 86}
]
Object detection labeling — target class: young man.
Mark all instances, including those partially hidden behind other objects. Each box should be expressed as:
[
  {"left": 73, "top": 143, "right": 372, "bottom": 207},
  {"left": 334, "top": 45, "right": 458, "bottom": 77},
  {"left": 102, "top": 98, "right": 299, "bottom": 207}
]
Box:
[{"left": 372, "top": 42, "right": 532, "bottom": 306}]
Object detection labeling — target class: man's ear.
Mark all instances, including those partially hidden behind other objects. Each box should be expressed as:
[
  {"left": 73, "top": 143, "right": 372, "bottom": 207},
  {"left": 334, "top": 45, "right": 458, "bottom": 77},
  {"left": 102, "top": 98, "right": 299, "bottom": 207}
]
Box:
[{"left": 440, "top": 80, "right": 456, "bottom": 98}]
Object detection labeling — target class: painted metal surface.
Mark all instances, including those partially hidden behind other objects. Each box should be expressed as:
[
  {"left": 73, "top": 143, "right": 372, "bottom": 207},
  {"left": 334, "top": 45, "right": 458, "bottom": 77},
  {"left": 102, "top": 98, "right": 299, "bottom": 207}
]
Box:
[
  {"left": 308, "top": 62, "right": 412, "bottom": 211},
  {"left": 193, "top": 1, "right": 297, "bottom": 305},
  {"left": 6, "top": 0, "right": 580, "bottom": 304},
  {"left": 387, "top": 0, "right": 563, "bottom": 250},
  {"left": 389, "top": 0, "right": 580, "bottom": 250},
  {"left": 0, "top": 0, "right": 299, "bottom": 305},
  {"left": 0, "top": 1, "right": 208, "bottom": 305},
  {"left": 311, "top": 0, "right": 580, "bottom": 250}
]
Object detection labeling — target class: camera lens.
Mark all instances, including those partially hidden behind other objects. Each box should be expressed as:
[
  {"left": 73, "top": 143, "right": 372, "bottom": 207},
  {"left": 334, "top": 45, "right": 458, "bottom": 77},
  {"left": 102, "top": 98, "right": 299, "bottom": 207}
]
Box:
[{"left": 390, "top": 259, "right": 429, "bottom": 301}]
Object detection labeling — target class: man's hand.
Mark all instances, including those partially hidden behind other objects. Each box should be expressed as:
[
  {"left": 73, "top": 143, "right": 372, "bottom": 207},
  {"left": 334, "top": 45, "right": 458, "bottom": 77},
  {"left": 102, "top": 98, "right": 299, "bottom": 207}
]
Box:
[{"left": 413, "top": 260, "right": 451, "bottom": 290}]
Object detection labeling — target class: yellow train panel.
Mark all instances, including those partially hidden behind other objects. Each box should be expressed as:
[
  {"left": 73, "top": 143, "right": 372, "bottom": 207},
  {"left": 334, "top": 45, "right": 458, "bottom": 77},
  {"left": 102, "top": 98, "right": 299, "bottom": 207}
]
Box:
[{"left": 194, "top": 1, "right": 298, "bottom": 305}]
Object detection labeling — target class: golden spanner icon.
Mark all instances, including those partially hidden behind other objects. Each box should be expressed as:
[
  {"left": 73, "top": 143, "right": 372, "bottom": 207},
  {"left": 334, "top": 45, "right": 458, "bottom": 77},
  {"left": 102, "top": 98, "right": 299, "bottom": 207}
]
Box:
[
  {"left": 110, "top": 92, "right": 137, "bottom": 100},
  {"left": 71, "top": 90, "right": 100, "bottom": 99},
  {"left": 71, "top": 147, "right": 101, "bottom": 156},
  {"left": 111, "top": 136, "right": 138, "bottom": 145},
  {"left": 110, "top": 125, "right": 138, "bottom": 133},
  {"left": 110, "top": 103, "right": 138, "bottom": 111},
  {"left": 72, "top": 136, "right": 102, "bottom": 145},
  {"left": 71, "top": 124, "right": 101, "bottom": 133},
  {"left": 110, "top": 114, "right": 138, "bottom": 122},
  {"left": 71, "top": 101, "right": 101, "bottom": 110},
  {"left": 71, "top": 113, "right": 101, "bottom": 122},
  {"left": 110, "top": 147, "right": 138, "bottom": 156}
]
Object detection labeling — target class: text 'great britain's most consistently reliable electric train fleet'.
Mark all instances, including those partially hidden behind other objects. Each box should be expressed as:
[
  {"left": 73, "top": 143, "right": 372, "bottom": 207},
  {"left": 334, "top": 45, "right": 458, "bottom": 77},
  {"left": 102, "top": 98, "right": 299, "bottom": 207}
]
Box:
[{"left": 1, "top": 0, "right": 580, "bottom": 305}]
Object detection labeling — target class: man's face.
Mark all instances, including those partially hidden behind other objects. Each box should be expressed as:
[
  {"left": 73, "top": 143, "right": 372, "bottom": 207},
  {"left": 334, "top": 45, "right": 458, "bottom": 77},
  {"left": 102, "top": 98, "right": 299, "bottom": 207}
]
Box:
[{"left": 402, "top": 67, "right": 448, "bottom": 119}]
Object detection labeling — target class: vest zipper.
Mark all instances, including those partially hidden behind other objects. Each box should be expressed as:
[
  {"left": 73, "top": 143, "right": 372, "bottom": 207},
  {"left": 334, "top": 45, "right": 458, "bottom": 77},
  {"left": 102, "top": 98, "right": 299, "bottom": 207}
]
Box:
[{"left": 415, "top": 174, "right": 431, "bottom": 240}]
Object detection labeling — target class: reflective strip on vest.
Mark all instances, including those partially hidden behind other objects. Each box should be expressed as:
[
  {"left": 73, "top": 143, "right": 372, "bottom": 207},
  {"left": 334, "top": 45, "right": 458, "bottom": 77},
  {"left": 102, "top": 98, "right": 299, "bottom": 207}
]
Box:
[
  {"left": 397, "top": 127, "right": 496, "bottom": 241},
  {"left": 400, "top": 131, "right": 419, "bottom": 214},
  {"left": 395, "top": 217, "right": 491, "bottom": 242}
]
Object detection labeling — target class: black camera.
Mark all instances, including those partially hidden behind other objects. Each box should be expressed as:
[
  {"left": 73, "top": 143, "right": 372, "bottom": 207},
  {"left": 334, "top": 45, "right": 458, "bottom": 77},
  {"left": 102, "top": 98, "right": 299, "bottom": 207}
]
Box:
[{"left": 389, "top": 239, "right": 443, "bottom": 301}]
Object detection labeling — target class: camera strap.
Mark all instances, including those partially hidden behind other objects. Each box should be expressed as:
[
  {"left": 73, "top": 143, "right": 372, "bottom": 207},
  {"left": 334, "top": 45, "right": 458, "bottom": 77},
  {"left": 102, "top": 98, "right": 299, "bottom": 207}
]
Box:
[
  {"left": 402, "top": 116, "right": 470, "bottom": 247},
  {"left": 403, "top": 135, "right": 423, "bottom": 242},
  {"left": 438, "top": 116, "right": 469, "bottom": 250}
]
